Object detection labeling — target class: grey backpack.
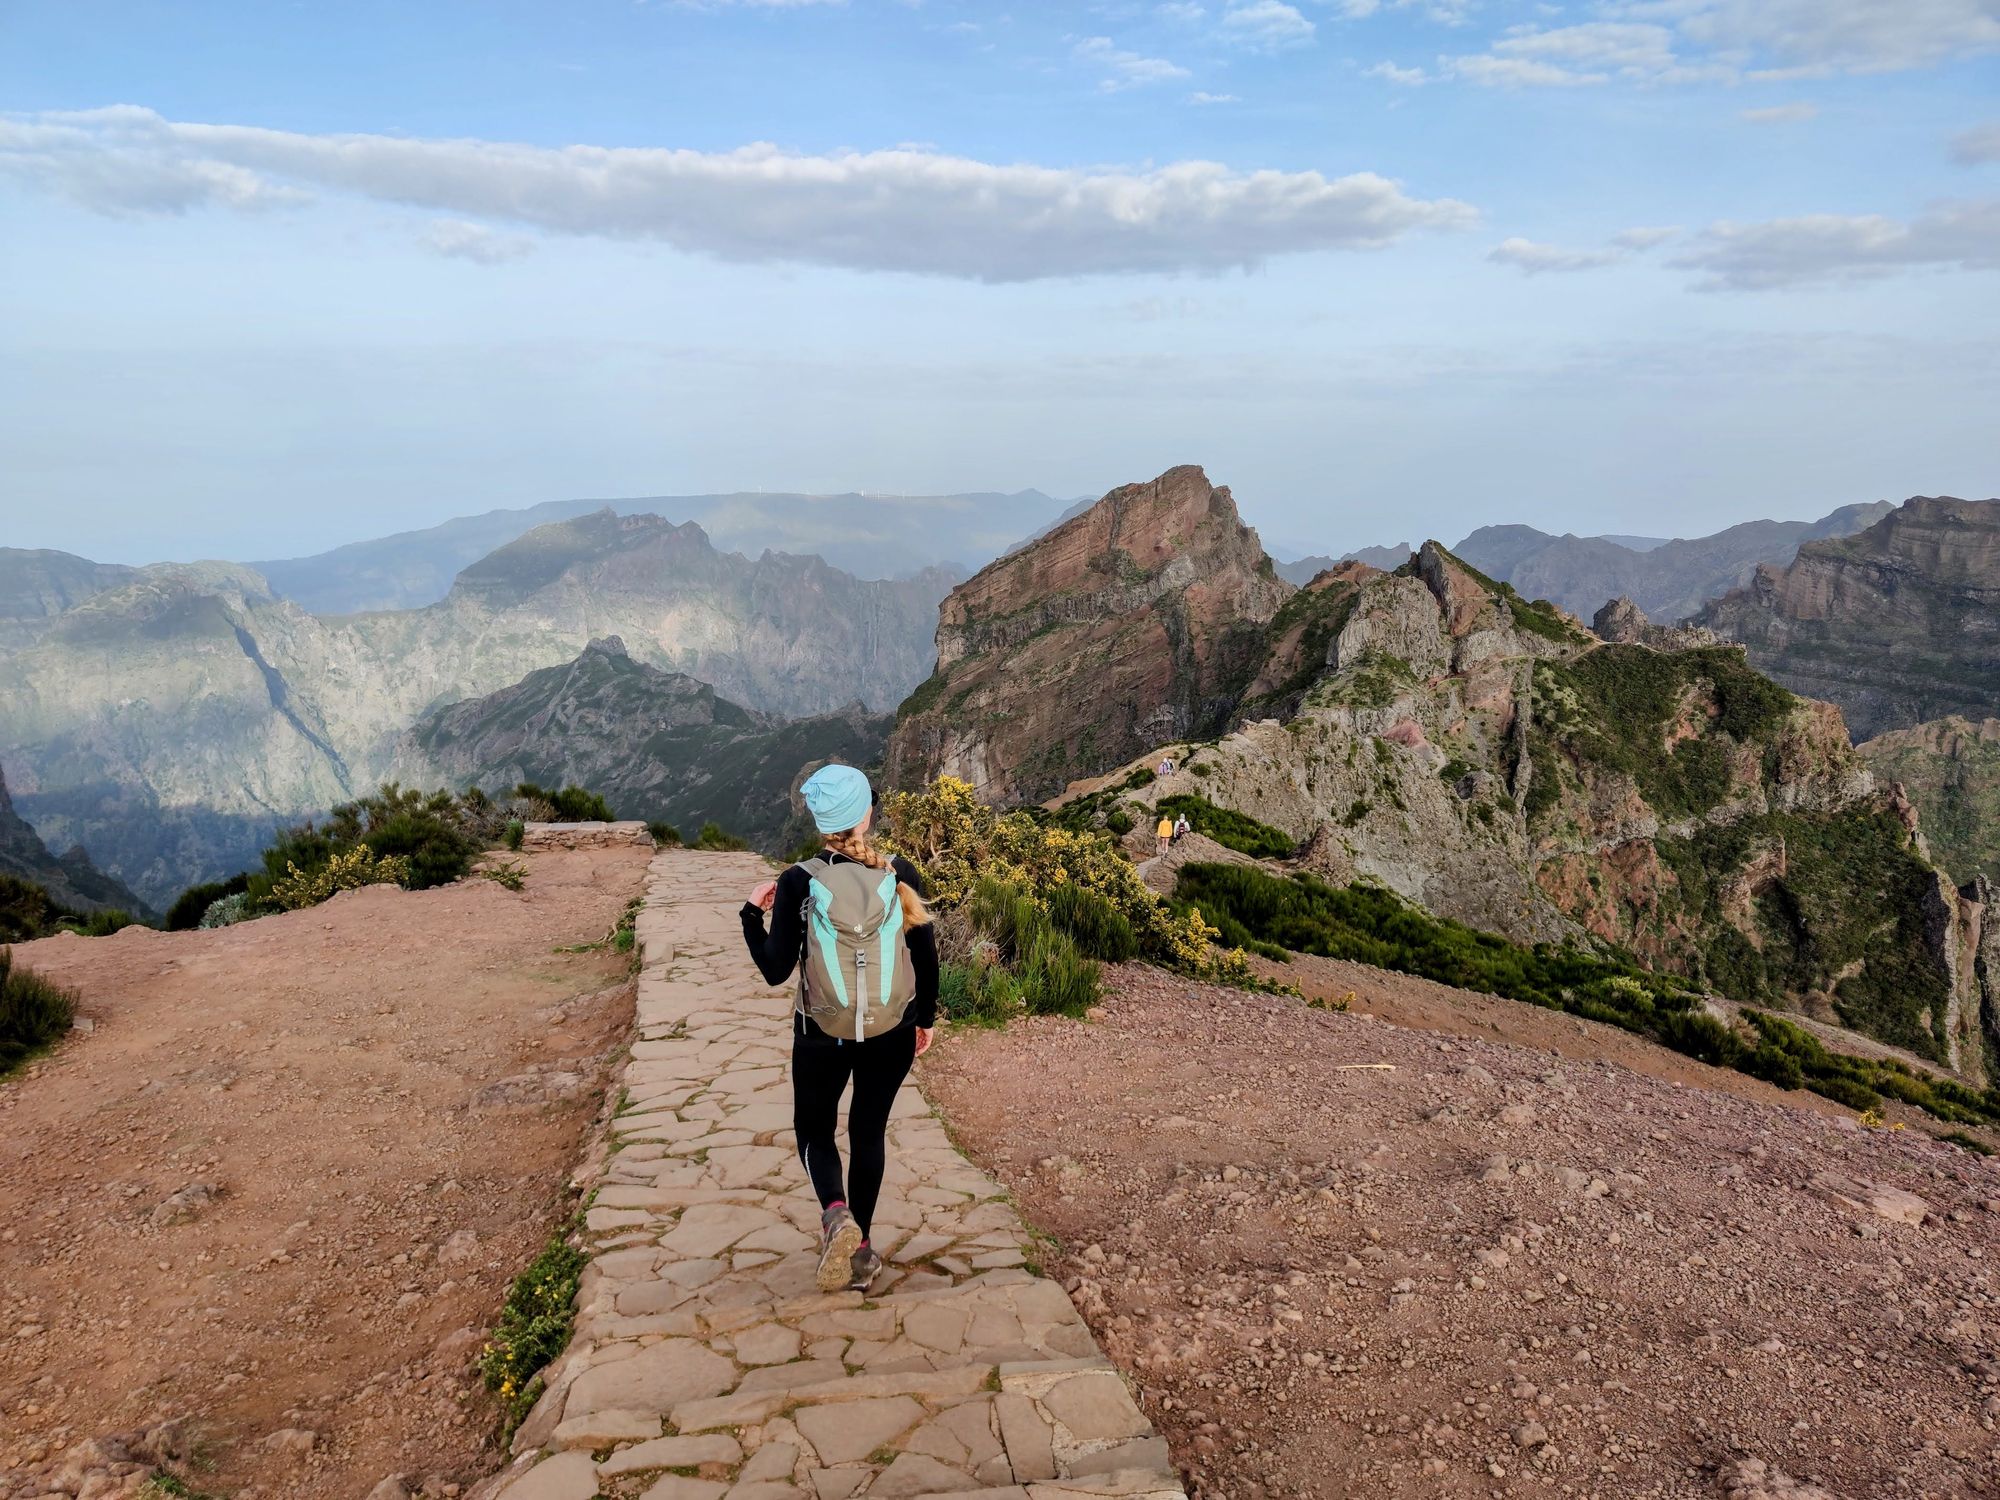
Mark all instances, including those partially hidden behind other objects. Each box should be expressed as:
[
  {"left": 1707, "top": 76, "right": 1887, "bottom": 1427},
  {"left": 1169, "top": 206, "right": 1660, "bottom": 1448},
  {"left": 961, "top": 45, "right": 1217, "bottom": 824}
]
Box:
[{"left": 796, "top": 857, "right": 917, "bottom": 1042}]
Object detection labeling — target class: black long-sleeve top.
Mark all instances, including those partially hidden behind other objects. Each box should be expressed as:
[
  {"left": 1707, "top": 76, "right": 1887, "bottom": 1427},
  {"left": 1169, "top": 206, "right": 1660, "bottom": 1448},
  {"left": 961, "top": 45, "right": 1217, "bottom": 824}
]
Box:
[{"left": 741, "top": 853, "right": 939, "bottom": 1032}]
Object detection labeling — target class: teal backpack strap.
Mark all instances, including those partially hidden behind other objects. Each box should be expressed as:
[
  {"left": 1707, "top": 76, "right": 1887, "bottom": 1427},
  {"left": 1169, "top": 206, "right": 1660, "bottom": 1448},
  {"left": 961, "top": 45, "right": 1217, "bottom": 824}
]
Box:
[
  {"left": 800, "top": 859, "right": 851, "bottom": 1012},
  {"left": 874, "top": 867, "right": 903, "bottom": 1007}
]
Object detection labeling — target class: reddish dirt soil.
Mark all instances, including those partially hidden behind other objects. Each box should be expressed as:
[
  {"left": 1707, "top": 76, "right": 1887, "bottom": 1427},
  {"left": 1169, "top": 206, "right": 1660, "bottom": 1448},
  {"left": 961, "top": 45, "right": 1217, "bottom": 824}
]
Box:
[
  {"left": 924, "top": 963, "right": 2000, "bottom": 1500},
  {"left": 0, "top": 845, "right": 649, "bottom": 1500}
]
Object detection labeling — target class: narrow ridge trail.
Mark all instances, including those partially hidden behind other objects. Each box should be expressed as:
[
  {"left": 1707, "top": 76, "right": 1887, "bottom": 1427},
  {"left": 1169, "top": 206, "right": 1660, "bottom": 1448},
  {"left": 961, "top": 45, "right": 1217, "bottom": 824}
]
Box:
[{"left": 478, "top": 849, "right": 1186, "bottom": 1500}]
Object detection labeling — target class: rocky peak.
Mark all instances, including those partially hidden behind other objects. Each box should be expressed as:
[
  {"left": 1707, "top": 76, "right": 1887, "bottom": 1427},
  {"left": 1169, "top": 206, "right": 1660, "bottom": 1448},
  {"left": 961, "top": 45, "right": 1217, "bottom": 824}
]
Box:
[
  {"left": 933, "top": 464, "right": 1282, "bottom": 672},
  {"left": 888, "top": 466, "right": 1290, "bottom": 803},
  {"left": 1591, "top": 597, "right": 1721, "bottom": 651}
]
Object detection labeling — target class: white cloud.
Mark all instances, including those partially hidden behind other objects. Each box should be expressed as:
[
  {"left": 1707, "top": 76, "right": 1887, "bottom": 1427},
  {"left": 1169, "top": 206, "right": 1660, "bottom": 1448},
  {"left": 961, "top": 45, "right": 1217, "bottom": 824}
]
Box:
[
  {"left": 1188, "top": 90, "right": 1242, "bottom": 104},
  {"left": 1074, "top": 36, "right": 1192, "bottom": 90},
  {"left": 1450, "top": 1, "right": 2000, "bottom": 88},
  {"left": 420, "top": 218, "right": 534, "bottom": 264},
  {"left": 1489, "top": 225, "right": 1678, "bottom": 273},
  {"left": 1675, "top": 0, "right": 2000, "bottom": 77},
  {"left": 1366, "top": 61, "right": 1431, "bottom": 84},
  {"left": 1673, "top": 198, "right": 2000, "bottom": 289},
  {"left": 1953, "top": 122, "right": 2000, "bottom": 163},
  {"left": 1739, "top": 102, "right": 1819, "bottom": 124},
  {"left": 1489, "top": 236, "right": 1627, "bottom": 273},
  {"left": 1221, "top": 1, "right": 1316, "bottom": 50},
  {"left": 0, "top": 105, "right": 1479, "bottom": 282}
]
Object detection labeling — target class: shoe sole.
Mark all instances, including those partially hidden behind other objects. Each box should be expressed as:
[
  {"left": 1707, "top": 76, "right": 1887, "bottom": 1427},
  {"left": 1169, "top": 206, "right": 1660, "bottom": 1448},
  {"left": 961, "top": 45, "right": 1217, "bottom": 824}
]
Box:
[
  {"left": 847, "top": 1260, "right": 880, "bottom": 1293},
  {"left": 816, "top": 1218, "right": 864, "bottom": 1293}
]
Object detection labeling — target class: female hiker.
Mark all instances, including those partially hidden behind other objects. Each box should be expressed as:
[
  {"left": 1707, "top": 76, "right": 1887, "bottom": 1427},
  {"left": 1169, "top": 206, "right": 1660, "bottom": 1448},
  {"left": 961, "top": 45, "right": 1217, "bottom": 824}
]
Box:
[
  {"left": 1156, "top": 812, "right": 1174, "bottom": 857},
  {"left": 741, "top": 764, "right": 938, "bottom": 1293}
]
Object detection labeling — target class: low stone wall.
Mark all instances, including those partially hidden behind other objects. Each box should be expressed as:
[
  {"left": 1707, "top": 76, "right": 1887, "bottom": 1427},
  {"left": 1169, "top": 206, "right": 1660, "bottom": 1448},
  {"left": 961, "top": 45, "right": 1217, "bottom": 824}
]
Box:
[{"left": 519, "top": 821, "right": 654, "bottom": 851}]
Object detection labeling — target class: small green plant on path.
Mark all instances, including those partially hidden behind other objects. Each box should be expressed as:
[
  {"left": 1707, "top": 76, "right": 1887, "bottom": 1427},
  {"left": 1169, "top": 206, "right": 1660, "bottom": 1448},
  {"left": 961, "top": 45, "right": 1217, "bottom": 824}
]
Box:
[
  {"left": 482, "top": 858, "right": 528, "bottom": 892},
  {"left": 480, "top": 1228, "right": 588, "bottom": 1435}
]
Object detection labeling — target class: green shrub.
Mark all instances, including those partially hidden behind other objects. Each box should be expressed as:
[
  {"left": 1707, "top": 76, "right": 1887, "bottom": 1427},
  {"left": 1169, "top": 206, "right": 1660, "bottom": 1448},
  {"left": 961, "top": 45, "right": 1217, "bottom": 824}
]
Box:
[
  {"left": 479, "top": 1230, "right": 587, "bottom": 1434},
  {"left": 1341, "top": 799, "right": 1370, "bottom": 826},
  {"left": 1807, "top": 1075, "right": 1882, "bottom": 1112},
  {"left": 1189, "top": 761, "right": 1212, "bottom": 778},
  {"left": 965, "top": 876, "right": 1102, "bottom": 1018},
  {"left": 1156, "top": 794, "right": 1295, "bottom": 859},
  {"left": 694, "top": 822, "right": 749, "bottom": 852},
  {"left": 165, "top": 873, "right": 249, "bottom": 931},
  {"left": 514, "top": 782, "right": 615, "bottom": 823},
  {"left": 0, "top": 875, "right": 58, "bottom": 944},
  {"left": 270, "top": 844, "right": 413, "bottom": 910},
  {"left": 198, "top": 892, "right": 252, "bottom": 929},
  {"left": 67, "top": 908, "right": 138, "bottom": 938},
  {"left": 1, "top": 947, "right": 76, "bottom": 1076},
  {"left": 1046, "top": 883, "right": 1138, "bottom": 962},
  {"left": 364, "top": 811, "right": 483, "bottom": 891},
  {"left": 1937, "top": 1130, "right": 1994, "bottom": 1156},
  {"left": 937, "top": 960, "right": 1023, "bottom": 1026},
  {"left": 502, "top": 819, "right": 525, "bottom": 851},
  {"left": 1125, "top": 767, "right": 1156, "bottom": 789},
  {"left": 483, "top": 858, "right": 527, "bottom": 892},
  {"left": 1104, "top": 809, "right": 1134, "bottom": 837},
  {"left": 648, "top": 821, "right": 682, "bottom": 848}
]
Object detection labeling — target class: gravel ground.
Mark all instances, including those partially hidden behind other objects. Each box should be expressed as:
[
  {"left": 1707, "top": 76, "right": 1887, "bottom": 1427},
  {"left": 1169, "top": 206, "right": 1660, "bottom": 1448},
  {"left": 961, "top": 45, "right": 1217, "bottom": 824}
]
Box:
[
  {"left": 922, "top": 964, "right": 2000, "bottom": 1500},
  {"left": 0, "top": 845, "right": 649, "bottom": 1499}
]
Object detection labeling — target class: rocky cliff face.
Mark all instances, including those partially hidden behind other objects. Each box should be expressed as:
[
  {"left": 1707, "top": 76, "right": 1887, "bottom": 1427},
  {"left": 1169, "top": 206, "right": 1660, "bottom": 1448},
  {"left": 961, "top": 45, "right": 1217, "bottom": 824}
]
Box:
[
  {"left": 394, "top": 636, "right": 889, "bottom": 852},
  {"left": 1455, "top": 503, "right": 1895, "bottom": 624},
  {"left": 0, "top": 761, "right": 147, "bottom": 918},
  {"left": 0, "top": 514, "right": 947, "bottom": 904},
  {"left": 884, "top": 466, "right": 1291, "bottom": 804},
  {"left": 1858, "top": 716, "right": 2000, "bottom": 887},
  {"left": 1698, "top": 497, "right": 2000, "bottom": 741},
  {"left": 1051, "top": 542, "right": 1993, "bottom": 1078}
]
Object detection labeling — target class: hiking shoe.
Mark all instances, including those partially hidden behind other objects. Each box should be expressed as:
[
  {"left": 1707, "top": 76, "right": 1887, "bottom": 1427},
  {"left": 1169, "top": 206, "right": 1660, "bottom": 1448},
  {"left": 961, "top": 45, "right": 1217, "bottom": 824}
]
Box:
[
  {"left": 847, "top": 1243, "right": 883, "bottom": 1292},
  {"left": 816, "top": 1205, "right": 864, "bottom": 1293}
]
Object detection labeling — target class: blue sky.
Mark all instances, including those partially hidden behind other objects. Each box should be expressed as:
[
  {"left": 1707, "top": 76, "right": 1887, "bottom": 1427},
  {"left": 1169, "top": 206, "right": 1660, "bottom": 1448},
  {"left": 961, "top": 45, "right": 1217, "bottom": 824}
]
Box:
[{"left": 2, "top": 0, "right": 1997, "bottom": 564}]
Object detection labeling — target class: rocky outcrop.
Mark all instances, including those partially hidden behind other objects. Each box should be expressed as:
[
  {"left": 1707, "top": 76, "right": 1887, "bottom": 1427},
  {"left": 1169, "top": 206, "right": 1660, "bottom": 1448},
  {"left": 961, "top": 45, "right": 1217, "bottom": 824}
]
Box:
[
  {"left": 1699, "top": 497, "right": 2000, "bottom": 740},
  {"left": 885, "top": 466, "right": 1290, "bottom": 804},
  {"left": 1454, "top": 502, "right": 1894, "bottom": 624},
  {"left": 1050, "top": 541, "right": 1992, "bottom": 1076},
  {"left": 1591, "top": 597, "right": 1720, "bottom": 651},
  {"left": 0, "top": 517, "right": 943, "bottom": 904},
  {"left": 1857, "top": 716, "right": 2000, "bottom": 885},
  {"left": 395, "top": 636, "right": 889, "bottom": 852},
  {"left": 1274, "top": 543, "right": 1412, "bottom": 585}
]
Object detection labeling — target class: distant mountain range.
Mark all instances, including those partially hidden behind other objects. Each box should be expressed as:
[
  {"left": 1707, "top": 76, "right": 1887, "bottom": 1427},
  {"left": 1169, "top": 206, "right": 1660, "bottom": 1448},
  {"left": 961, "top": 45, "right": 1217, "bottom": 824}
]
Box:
[
  {"left": 395, "top": 636, "right": 889, "bottom": 851},
  {"left": 1450, "top": 504, "right": 1895, "bottom": 624},
  {"left": 250, "top": 489, "right": 1077, "bottom": 613},
  {"left": 0, "top": 511, "right": 946, "bottom": 905}
]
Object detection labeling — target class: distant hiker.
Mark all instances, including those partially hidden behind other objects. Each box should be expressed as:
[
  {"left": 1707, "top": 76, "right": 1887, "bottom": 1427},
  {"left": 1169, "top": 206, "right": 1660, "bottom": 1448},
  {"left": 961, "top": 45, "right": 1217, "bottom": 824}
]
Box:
[
  {"left": 1173, "top": 813, "right": 1192, "bottom": 843},
  {"left": 742, "top": 764, "right": 937, "bottom": 1294},
  {"left": 1156, "top": 813, "right": 1174, "bottom": 856},
  {"left": 1159, "top": 756, "right": 1174, "bottom": 778}
]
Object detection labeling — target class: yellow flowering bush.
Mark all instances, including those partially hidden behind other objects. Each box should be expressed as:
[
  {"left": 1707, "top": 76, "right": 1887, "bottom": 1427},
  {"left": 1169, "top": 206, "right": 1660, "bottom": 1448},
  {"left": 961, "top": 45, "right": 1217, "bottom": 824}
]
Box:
[
  {"left": 880, "top": 776, "right": 1252, "bottom": 982},
  {"left": 268, "top": 843, "right": 412, "bottom": 911},
  {"left": 479, "top": 1231, "right": 586, "bottom": 1433}
]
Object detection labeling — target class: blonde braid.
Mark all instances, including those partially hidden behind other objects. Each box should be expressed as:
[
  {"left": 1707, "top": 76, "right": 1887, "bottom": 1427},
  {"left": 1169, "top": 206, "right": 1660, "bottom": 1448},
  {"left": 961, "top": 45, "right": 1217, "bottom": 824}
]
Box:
[{"left": 821, "top": 827, "right": 932, "bottom": 926}]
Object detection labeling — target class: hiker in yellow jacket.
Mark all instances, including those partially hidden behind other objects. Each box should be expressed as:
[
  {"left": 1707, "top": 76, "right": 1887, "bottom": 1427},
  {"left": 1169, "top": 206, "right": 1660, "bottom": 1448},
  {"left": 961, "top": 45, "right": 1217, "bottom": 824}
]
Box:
[{"left": 1156, "top": 813, "right": 1173, "bottom": 856}]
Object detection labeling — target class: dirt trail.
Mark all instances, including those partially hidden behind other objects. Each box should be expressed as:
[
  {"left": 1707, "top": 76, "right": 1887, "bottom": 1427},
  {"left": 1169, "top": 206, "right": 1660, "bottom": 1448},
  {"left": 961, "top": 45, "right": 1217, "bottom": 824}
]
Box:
[
  {"left": 0, "top": 845, "right": 650, "bottom": 1500},
  {"left": 925, "top": 963, "right": 2000, "bottom": 1500}
]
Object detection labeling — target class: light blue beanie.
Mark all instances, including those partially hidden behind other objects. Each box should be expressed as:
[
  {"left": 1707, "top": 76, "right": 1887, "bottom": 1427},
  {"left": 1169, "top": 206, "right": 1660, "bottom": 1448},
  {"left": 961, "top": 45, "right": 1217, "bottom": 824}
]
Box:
[{"left": 801, "top": 763, "right": 873, "bottom": 835}]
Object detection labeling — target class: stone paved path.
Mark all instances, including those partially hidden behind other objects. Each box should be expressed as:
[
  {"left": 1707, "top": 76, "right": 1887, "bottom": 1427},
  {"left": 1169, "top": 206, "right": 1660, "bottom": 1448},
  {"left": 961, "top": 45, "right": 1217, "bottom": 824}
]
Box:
[{"left": 476, "top": 851, "right": 1187, "bottom": 1500}]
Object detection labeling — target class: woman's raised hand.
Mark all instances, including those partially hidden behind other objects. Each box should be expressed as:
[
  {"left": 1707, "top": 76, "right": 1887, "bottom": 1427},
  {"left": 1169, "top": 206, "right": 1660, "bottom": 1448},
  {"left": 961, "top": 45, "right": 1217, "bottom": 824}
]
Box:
[{"left": 749, "top": 879, "right": 777, "bottom": 911}]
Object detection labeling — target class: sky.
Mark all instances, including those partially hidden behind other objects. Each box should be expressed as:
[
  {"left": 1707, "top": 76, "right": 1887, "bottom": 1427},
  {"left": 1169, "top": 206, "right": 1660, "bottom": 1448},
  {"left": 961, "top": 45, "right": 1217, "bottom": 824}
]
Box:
[{"left": 2, "top": 0, "right": 1997, "bottom": 564}]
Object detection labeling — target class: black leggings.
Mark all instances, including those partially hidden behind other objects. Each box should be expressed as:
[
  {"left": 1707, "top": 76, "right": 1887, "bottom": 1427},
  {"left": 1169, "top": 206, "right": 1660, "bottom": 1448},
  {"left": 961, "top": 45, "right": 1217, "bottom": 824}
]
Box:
[{"left": 791, "top": 1015, "right": 917, "bottom": 1238}]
